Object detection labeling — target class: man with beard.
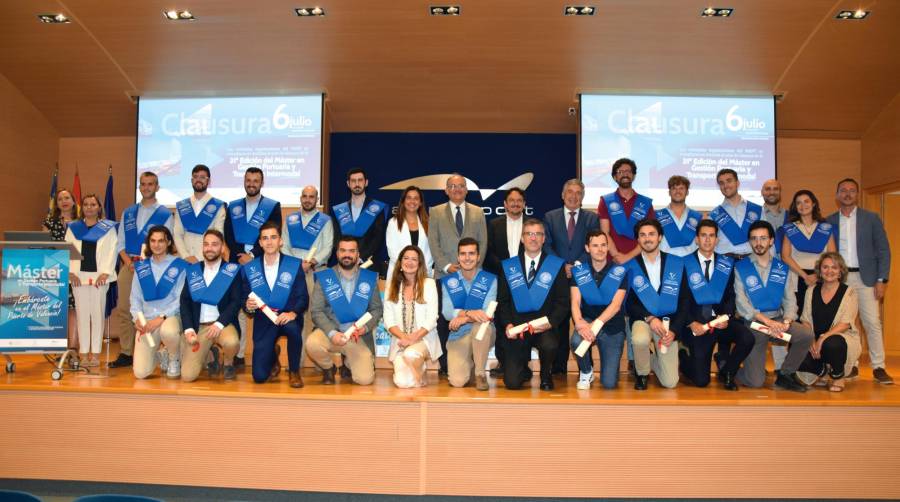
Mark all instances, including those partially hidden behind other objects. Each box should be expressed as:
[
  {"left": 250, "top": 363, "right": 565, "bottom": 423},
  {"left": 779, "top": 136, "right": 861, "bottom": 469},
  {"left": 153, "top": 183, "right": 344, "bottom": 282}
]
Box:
[
  {"left": 710, "top": 169, "right": 761, "bottom": 260},
  {"left": 734, "top": 221, "right": 814, "bottom": 392},
  {"left": 484, "top": 188, "right": 526, "bottom": 376},
  {"left": 761, "top": 178, "right": 788, "bottom": 252},
  {"left": 330, "top": 168, "right": 388, "bottom": 274},
  {"left": 597, "top": 158, "right": 655, "bottom": 265},
  {"left": 173, "top": 164, "right": 226, "bottom": 264},
  {"left": 658, "top": 175, "right": 701, "bottom": 258},
  {"left": 224, "top": 167, "right": 282, "bottom": 367},
  {"left": 305, "top": 236, "right": 382, "bottom": 385},
  {"left": 242, "top": 222, "right": 308, "bottom": 388},
  {"left": 625, "top": 218, "right": 690, "bottom": 390},
  {"left": 179, "top": 229, "right": 242, "bottom": 382}
]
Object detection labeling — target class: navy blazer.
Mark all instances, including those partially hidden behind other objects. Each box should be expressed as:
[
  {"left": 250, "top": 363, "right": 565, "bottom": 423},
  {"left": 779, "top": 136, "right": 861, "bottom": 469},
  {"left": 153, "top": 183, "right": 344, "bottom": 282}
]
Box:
[
  {"left": 624, "top": 252, "right": 691, "bottom": 337},
  {"left": 497, "top": 252, "right": 570, "bottom": 332},
  {"left": 542, "top": 207, "right": 599, "bottom": 264},
  {"left": 223, "top": 199, "right": 283, "bottom": 263},
  {"left": 330, "top": 195, "right": 387, "bottom": 273},
  {"left": 241, "top": 253, "right": 309, "bottom": 319},
  {"left": 826, "top": 208, "right": 891, "bottom": 287},
  {"left": 681, "top": 253, "right": 737, "bottom": 325},
  {"left": 179, "top": 263, "right": 243, "bottom": 334}
]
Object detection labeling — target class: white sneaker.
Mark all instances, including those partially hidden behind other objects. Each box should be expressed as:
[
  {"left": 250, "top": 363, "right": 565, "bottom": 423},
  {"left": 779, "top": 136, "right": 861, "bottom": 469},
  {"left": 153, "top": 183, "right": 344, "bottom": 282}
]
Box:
[
  {"left": 576, "top": 371, "right": 594, "bottom": 390},
  {"left": 157, "top": 350, "right": 168, "bottom": 372},
  {"left": 166, "top": 354, "right": 181, "bottom": 379}
]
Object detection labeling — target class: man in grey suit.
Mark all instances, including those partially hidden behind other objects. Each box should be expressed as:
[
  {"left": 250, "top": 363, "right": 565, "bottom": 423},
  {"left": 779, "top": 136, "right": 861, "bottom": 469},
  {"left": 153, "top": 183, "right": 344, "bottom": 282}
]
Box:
[
  {"left": 543, "top": 179, "right": 599, "bottom": 374},
  {"left": 428, "top": 173, "right": 489, "bottom": 375},
  {"left": 827, "top": 178, "right": 892, "bottom": 384}
]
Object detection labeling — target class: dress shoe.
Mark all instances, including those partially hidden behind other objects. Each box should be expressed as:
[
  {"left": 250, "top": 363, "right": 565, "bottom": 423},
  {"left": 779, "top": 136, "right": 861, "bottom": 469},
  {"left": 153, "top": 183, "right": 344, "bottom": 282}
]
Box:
[
  {"left": 289, "top": 371, "right": 304, "bottom": 388},
  {"left": 340, "top": 364, "right": 353, "bottom": 380},
  {"left": 233, "top": 356, "right": 246, "bottom": 369},
  {"left": 108, "top": 353, "right": 133, "bottom": 368},
  {"left": 438, "top": 368, "right": 449, "bottom": 378},
  {"left": 489, "top": 365, "right": 504, "bottom": 377},
  {"left": 540, "top": 378, "right": 554, "bottom": 391},
  {"left": 846, "top": 366, "right": 859, "bottom": 380},
  {"left": 873, "top": 368, "right": 894, "bottom": 385},
  {"left": 207, "top": 346, "right": 221, "bottom": 377},
  {"left": 269, "top": 345, "right": 282, "bottom": 381},
  {"left": 322, "top": 366, "right": 336, "bottom": 385},
  {"left": 716, "top": 370, "right": 727, "bottom": 383},
  {"left": 722, "top": 372, "right": 738, "bottom": 391},
  {"left": 634, "top": 375, "right": 649, "bottom": 390},
  {"left": 774, "top": 371, "right": 807, "bottom": 392},
  {"left": 223, "top": 365, "right": 236, "bottom": 381},
  {"left": 475, "top": 374, "right": 489, "bottom": 391}
]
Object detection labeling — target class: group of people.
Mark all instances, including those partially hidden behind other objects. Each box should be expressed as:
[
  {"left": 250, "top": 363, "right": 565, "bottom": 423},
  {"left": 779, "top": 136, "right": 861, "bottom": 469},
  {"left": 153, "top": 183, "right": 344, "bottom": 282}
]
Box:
[{"left": 45, "top": 159, "right": 892, "bottom": 393}]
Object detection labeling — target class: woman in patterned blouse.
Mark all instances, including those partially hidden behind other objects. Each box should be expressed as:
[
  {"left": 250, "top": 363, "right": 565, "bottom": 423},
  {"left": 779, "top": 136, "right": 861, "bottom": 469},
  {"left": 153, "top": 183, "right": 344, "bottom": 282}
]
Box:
[{"left": 43, "top": 189, "right": 80, "bottom": 351}]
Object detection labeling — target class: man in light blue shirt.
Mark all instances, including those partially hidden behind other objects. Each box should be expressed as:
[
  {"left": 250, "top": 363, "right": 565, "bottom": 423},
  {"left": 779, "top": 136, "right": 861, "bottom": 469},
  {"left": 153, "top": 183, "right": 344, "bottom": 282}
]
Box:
[
  {"left": 658, "top": 175, "right": 700, "bottom": 257},
  {"left": 711, "top": 169, "right": 761, "bottom": 258},
  {"left": 441, "top": 237, "right": 498, "bottom": 391},
  {"left": 110, "top": 171, "right": 174, "bottom": 369},
  {"left": 129, "top": 226, "right": 186, "bottom": 379}
]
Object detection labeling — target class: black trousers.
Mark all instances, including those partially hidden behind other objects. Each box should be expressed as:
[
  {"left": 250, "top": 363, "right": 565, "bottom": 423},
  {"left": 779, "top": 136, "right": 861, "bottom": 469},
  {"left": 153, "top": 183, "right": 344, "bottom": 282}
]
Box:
[
  {"left": 682, "top": 321, "right": 754, "bottom": 387},
  {"left": 552, "top": 313, "right": 571, "bottom": 372},
  {"left": 798, "top": 335, "right": 848, "bottom": 378},
  {"left": 503, "top": 330, "right": 558, "bottom": 389}
]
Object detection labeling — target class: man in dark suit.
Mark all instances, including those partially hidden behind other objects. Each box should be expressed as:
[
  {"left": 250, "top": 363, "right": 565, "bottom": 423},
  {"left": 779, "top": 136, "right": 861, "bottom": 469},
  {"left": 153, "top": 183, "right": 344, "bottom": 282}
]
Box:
[
  {"left": 484, "top": 188, "right": 526, "bottom": 375},
  {"left": 827, "top": 177, "right": 893, "bottom": 384},
  {"left": 625, "top": 218, "right": 690, "bottom": 390},
  {"left": 223, "top": 167, "right": 282, "bottom": 367},
  {"left": 678, "top": 220, "right": 754, "bottom": 390},
  {"left": 542, "top": 179, "right": 599, "bottom": 374},
  {"left": 179, "top": 229, "right": 242, "bottom": 382},
  {"left": 242, "top": 222, "right": 309, "bottom": 388},
  {"left": 330, "top": 168, "right": 388, "bottom": 275},
  {"left": 497, "top": 218, "right": 570, "bottom": 390}
]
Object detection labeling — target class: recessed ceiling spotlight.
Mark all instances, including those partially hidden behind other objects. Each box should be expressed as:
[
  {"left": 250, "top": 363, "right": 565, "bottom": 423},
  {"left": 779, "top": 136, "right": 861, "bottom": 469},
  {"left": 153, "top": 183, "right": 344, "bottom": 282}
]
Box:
[
  {"left": 564, "top": 5, "right": 596, "bottom": 16},
  {"left": 701, "top": 6, "right": 733, "bottom": 17},
  {"left": 163, "top": 9, "right": 195, "bottom": 21},
  {"left": 835, "top": 9, "right": 869, "bottom": 20},
  {"left": 430, "top": 5, "right": 460, "bottom": 16},
  {"left": 37, "top": 13, "right": 71, "bottom": 24},
  {"left": 295, "top": 6, "right": 325, "bottom": 16}
]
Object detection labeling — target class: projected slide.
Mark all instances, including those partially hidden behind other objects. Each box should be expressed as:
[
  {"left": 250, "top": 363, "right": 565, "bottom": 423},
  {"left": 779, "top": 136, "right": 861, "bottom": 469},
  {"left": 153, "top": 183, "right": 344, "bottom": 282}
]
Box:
[
  {"left": 580, "top": 94, "right": 775, "bottom": 209},
  {"left": 137, "top": 95, "right": 323, "bottom": 206}
]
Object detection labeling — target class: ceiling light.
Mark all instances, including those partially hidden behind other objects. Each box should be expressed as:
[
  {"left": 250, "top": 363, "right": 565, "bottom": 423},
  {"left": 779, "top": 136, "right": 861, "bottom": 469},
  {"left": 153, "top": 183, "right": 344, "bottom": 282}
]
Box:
[
  {"left": 430, "top": 5, "right": 460, "bottom": 16},
  {"left": 835, "top": 9, "right": 869, "bottom": 20},
  {"left": 37, "top": 13, "right": 71, "bottom": 24},
  {"left": 163, "top": 9, "right": 195, "bottom": 21},
  {"left": 701, "top": 6, "right": 733, "bottom": 17},
  {"left": 295, "top": 6, "right": 325, "bottom": 17},
  {"left": 564, "top": 5, "right": 595, "bottom": 16}
]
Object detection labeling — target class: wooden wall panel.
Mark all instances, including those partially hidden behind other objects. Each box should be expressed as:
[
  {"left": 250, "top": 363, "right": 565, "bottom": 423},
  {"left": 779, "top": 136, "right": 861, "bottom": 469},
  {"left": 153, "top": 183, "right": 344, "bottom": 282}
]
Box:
[
  {"left": 862, "top": 92, "right": 900, "bottom": 189},
  {"left": 57, "top": 136, "right": 137, "bottom": 210},
  {"left": 775, "top": 137, "right": 861, "bottom": 214}
]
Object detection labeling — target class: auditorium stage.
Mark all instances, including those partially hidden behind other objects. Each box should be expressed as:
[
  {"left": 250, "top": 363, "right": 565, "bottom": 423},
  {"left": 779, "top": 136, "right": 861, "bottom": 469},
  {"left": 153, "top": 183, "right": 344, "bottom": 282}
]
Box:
[{"left": 2, "top": 352, "right": 900, "bottom": 499}]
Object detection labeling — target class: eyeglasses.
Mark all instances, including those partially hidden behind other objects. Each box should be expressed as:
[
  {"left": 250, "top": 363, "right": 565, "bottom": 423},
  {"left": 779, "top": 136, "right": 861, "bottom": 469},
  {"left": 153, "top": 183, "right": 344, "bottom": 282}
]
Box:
[
  {"left": 447, "top": 184, "right": 466, "bottom": 190},
  {"left": 523, "top": 231, "right": 544, "bottom": 238}
]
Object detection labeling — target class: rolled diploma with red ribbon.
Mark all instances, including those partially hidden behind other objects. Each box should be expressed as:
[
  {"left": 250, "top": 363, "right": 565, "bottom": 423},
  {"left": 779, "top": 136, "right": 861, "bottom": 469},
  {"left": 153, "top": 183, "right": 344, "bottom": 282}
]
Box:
[{"left": 475, "top": 301, "right": 498, "bottom": 341}]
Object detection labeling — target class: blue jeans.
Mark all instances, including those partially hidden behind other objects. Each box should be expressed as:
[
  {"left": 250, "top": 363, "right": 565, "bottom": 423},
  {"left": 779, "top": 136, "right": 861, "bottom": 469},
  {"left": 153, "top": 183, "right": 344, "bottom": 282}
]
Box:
[{"left": 570, "top": 329, "right": 626, "bottom": 389}]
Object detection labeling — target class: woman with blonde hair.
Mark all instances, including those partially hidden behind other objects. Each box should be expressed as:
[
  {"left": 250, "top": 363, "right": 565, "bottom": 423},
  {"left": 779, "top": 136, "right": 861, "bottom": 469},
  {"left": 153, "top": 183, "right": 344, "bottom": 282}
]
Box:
[
  {"left": 44, "top": 188, "right": 80, "bottom": 350},
  {"left": 797, "top": 252, "right": 860, "bottom": 392},
  {"left": 383, "top": 245, "right": 441, "bottom": 387}
]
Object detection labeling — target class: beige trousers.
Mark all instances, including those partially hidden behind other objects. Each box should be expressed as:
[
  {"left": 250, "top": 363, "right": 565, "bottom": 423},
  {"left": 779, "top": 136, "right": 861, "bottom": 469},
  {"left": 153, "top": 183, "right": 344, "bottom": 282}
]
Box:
[
  {"left": 446, "top": 323, "right": 495, "bottom": 387},
  {"left": 630, "top": 320, "right": 680, "bottom": 388},
  {"left": 110, "top": 262, "right": 136, "bottom": 355},
  {"left": 181, "top": 324, "right": 240, "bottom": 382},
  {"left": 305, "top": 328, "right": 376, "bottom": 385},
  {"left": 133, "top": 316, "right": 182, "bottom": 379}
]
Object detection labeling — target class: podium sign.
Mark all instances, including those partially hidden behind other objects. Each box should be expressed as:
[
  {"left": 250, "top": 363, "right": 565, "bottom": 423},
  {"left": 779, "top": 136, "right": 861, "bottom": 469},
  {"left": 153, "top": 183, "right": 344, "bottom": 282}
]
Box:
[{"left": 0, "top": 248, "right": 69, "bottom": 352}]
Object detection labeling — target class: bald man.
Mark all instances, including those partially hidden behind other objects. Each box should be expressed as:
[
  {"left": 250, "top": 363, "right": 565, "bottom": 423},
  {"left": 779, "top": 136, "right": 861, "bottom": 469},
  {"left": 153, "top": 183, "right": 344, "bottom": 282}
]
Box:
[
  {"left": 283, "top": 185, "right": 334, "bottom": 363},
  {"left": 761, "top": 179, "right": 788, "bottom": 242}
]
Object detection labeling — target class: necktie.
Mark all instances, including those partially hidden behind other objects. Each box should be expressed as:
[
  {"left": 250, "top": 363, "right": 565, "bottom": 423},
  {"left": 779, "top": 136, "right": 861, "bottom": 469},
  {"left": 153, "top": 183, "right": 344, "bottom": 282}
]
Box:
[
  {"left": 567, "top": 211, "right": 576, "bottom": 242},
  {"left": 704, "top": 259, "right": 712, "bottom": 280},
  {"left": 455, "top": 205, "right": 463, "bottom": 236},
  {"left": 527, "top": 259, "right": 537, "bottom": 284},
  {"left": 702, "top": 259, "right": 713, "bottom": 319}
]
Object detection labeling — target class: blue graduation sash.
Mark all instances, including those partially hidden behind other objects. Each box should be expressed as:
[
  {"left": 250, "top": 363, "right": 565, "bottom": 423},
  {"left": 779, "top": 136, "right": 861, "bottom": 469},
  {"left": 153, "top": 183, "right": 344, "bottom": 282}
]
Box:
[
  {"left": 242, "top": 255, "right": 302, "bottom": 311},
  {"left": 709, "top": 201, "right": 761, "bottom": 246},
  {"left": 314, "top": 268, "right": 378, "bottom": 324},
  {"left": 286, "top": 211, "right": 329, "bottom": 250},
  {"left": 332, "top": 199, "right": 386, "bottom": 237},
  {"left": 176, "top": 197, "right": 224, "bottom": 235},
  {"left": 657, "top": 208, "right": 702, "bottom": 248},
  {"left": 68, "top": 219, "right": 116, "bottom": 242},
  {"left": 502, "top": 255, "right": 565, "bottom": 313},
  {"left": 187, "top": 261, "right": 240, "bottom": 305},
  {"left": 442, "top": 270, "right": 497, "bottom": 310},
  {"left": 228, "top": 196, "right": 277, "bottom": 245},
  {"left": 602, "top": 192, "right": 652, "bottom": 240},
  {"left": 735, "top": 257, "right": 788, "bottom": 313},
  {"left": 782, "top": 221, "right": 833, "bottom": 254},
  {"left": 134, "top": 257, "right": 188, "bottom": 302},
  {"left": 573, "top": 262, "right": 627, "bottom": 306},
  {"left": 626, "top": 255, "right": 684, "bottom": 317},
  {"left": 123, "top": 205, "right": 171, "bottom": 256},
  {"left": 684, "top": 254, "right": 733, "bottom": 306}
]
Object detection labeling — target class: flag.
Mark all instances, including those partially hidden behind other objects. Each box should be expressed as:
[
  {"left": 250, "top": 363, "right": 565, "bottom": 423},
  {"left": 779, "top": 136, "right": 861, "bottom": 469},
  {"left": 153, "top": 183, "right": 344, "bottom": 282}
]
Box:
[
  {"left": 103, "top": 166, "right": 118, "bottom": 317},
  {"left": 72, "top": 164, "right": 83, "bottom": 218},
  {"left": 47, "top": 166, "right": 59, "bottom": 215}
]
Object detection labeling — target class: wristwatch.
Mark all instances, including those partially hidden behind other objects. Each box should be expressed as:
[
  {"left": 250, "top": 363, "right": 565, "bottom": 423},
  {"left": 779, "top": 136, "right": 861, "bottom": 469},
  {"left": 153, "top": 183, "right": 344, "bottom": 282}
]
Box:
[{"left": 877, "top": 278, "right": 888, "bottom": 284}]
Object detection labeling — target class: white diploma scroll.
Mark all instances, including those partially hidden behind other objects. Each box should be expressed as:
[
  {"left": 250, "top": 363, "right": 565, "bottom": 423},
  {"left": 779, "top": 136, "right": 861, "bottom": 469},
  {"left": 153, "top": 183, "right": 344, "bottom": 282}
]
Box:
[
  {"left": 574, "top": 319, "right": 605, "bottom": 358},
  {"left": 136, "top": 312, "right": 155, "bottom": 348},
  {"left": 659, "top": 317, "right": 671, "bottom": 354},
  {"left": 750, "top": 321, "right": 793, "bottom": 342},
  {"left": 248, "top": 291, "right": 279, "bottom": 323},
  {"left": 475, "top": 301, "right": 498, "bottom": 341},
  {"left": 508, "top": 316, "right": 551, "bottom": 337},
  {"left": 304, "top": 246, "right": 317, "bottom": 262},
  {"left": 702, "top": 314, "right": 730, "bottom": 333},
  {"left": 360, "top": 258, "right": 373, "bottom": 269}
]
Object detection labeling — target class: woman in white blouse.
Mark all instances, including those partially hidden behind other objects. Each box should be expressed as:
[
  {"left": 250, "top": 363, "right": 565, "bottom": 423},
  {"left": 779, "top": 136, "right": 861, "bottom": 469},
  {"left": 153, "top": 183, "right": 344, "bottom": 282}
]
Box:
[
  {"left": 383, "top": 245, "right": 442, "bottom": 388},
  {"left": 386, "top": 186, "right": 433, "bottom": 281}
]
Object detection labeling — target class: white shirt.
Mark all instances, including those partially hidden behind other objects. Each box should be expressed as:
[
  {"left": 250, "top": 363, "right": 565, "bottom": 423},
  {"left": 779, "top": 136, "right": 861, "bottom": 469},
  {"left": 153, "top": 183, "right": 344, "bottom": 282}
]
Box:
[
  {"left": 244, "top": 197, "right": 260, "bottom": 253},
  {"left": 263, "top": 256, "right": 279, "bottom": 290},
  {"left": 199, "top": 259, "right": 222, "bottom": 324},
  {"left": 449, "top": 201, "right": 466, "bottom": 225},
  {"left": 838, "top": 207, "right": 859, "bottom": 268},
  {"left": 191, "top": 193, "right": 210, "bottom": 215},
  {"left": 643, "top": 252, "right": 663, "bottom": 291},
  {"left": 506, "top": 215, "right": 523, "bottom": 259},
  {"left": 696, "top": 250, "right": 715, "bottom": 280},
  {"left": 564, "top": 207, "right": 581, "bottom": 226},
  {"left": 524, "top": 252, "right": 542, "bottom": 280}
]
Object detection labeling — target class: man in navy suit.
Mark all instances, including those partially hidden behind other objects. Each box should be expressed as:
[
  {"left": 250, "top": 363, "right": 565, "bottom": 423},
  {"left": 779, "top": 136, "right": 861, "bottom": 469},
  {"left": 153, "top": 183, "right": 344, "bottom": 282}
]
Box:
[
  {"left": 179, "top": 229, "right": 242, "bottom": 382},
  {"left": 242, "top": 222, "right": 309, "bottom": 388},
  {"left": 827, "top": 178, "right": 893, "bottom": 384},
  {"left": 542, "top": 179, "right": 599, "bottom": 374}
]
